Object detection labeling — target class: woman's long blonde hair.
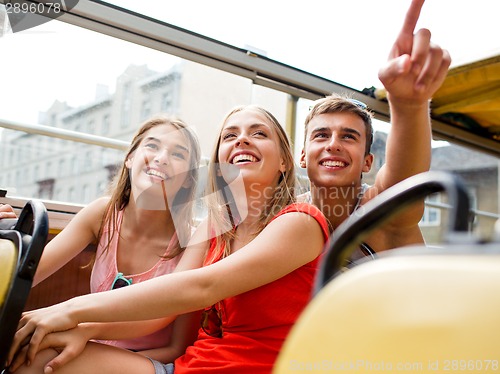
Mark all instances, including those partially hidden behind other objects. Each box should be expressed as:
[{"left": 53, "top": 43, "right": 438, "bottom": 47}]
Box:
[
  {"left": 97, "top": 115, "right": 201, "bottom": 258},
  {"left": 205, "top": 105, "right": 296, "bottom": 261}
]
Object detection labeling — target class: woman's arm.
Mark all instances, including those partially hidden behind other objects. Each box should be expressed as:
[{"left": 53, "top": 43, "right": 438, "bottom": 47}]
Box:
[
  {"left": 33, "top": 197, "right": 108, "bottom": 286},
  {"left": 11, "top": 209, "right": 325, "bottom": 363},
  {"left": 77, "top": 210, "right": 324, "bottom": 320},
  {"left": 137, "top": 311, "right": 201, "bottom": 362}
]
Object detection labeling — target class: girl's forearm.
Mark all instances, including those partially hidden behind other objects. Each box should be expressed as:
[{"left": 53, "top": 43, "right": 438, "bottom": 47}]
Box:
[
  {"left": 67, "top": 270, "right": 210, "bottom": 325},
  {"left": 81, "top": 318, "right": 174, "bottom": 341}
]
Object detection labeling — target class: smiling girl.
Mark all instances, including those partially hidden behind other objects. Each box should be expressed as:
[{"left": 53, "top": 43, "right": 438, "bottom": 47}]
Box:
[
  {"left": 11, "top": 115, "right": 201, "bottom": 364},
  {"left": 9, "top": 105, "right": 328, "bottom": 374}
]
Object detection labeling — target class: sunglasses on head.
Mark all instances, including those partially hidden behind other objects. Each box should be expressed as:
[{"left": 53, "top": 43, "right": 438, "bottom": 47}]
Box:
[
  {"left": 309, "top": 98, "right": 368, "bottom": 111},
  {"left": 111, "top": 272, "right": 133, "bottom": 290},
  {"left": 200, "top": 303, "right": 223, "bottom": 338},
  {"left": 348, "top": 98, "right": 368, "bottom": 110}
]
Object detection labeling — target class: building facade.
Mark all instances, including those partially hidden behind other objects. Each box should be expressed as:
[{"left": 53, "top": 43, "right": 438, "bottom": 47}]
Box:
[{"left": 0, "top": 61, "right": 288, "bottom": 204}]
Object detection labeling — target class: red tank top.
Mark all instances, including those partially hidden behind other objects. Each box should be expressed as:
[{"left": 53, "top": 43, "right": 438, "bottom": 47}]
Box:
[{"left": 175, "top": 203, "right": 329, "bottom": 373}]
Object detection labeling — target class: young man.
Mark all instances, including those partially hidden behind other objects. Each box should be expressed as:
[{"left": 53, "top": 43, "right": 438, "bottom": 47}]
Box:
[{"left": 300, "top": 0, "right": 451, "bottom": 253}]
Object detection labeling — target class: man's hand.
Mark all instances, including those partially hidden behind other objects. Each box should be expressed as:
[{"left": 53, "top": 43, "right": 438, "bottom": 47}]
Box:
[{"left": 378, "top": 0, "right": 451, "bottom": 104}]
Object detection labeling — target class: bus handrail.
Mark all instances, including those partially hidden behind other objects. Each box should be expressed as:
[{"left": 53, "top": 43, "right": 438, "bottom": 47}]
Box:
[{"left": 0, "top": 118, "right": 129, "bottom": 151}]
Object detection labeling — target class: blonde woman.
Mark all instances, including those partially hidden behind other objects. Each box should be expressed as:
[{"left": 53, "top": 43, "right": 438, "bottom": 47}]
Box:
[{"left": 9, "top": 105, "right": 329, "bottom": 374}]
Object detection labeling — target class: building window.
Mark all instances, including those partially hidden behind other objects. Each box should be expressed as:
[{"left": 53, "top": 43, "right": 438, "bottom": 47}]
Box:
[
  {"left": 58, "top": 158, "right": 65, "bottom": 177},
  {"left": 82, "top": 184, "right": 91, "bottom": 203},
  {"left": 141, "top": 99, "right": 151, "bottom": 120},
  {"left": 87, "top": 119, "right": 96, "bottom": 134},
  {"left": 71, "top": 156, "right": 79, "bottom": 173},
  {"left": 37, "top": 178, "right": 55, "bottom": 200},
  {"left": 46, "top": 161, "right": 53, "bottom": 179},
  {"left": 84, "top": 150, "right": 93, "bottom": 171},
  {"left": 161, "top": 92, "right": 172, "bottom": 112},
  {"left": 68, "top": 187, "right": 76, "bottom": 202},
  {"left": 121, "top": 82, "right": 131, "bottom": 128},
  {"left": 50, "top": 113, "right": 57, "bottom": 126},
  {"left": 97, "top": 180, "right": 107, "bottom": 196},
  {"left": 102, "top": 114, "right": 110, "bottom": 134},
  {"left": 420, "top": 193, "right": 441, "bottom": 227}
]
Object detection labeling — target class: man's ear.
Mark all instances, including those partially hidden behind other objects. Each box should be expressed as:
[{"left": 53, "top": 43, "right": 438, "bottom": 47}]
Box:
[
  {"left": 299, "top": 149, "right": 306, "bottom": 168},
  {"left": 363, "top": 153, "right": 374, "bottom": 173}
]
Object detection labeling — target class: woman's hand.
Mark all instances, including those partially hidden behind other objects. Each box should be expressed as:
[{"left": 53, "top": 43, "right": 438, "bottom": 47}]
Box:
[
  {"left": 0, "top": 203, "right": 17, "bottom": 219},
  {"left": 8, "top": 324, "right": 92, "bottom": 373},
  {"left": 7, "top": 302, "right": 79, "bottom": 368}
]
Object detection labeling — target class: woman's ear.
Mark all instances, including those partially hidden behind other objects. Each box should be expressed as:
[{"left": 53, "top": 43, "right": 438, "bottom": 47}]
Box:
[
  {"left": 125, "top": 158, "right": 133, "bottom": 169},
  {"left": 280, "top": 158, "right": 287, "bottom": 173}
]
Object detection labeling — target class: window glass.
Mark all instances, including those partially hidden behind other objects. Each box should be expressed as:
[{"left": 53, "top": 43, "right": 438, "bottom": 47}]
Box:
[{"left": 100, "top": 0, "right": 500, "bottom": 91}]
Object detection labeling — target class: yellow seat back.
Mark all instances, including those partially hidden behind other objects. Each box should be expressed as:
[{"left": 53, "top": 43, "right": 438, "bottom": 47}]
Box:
[
  {"left": 0, "top": 239, "right": 17, "bottom": 306},
  {"left": 274, "top": 249, "right": 500, "bottom": 373},
  {"left": 0, "top": 200, "right": 48, "bottom": 371}
]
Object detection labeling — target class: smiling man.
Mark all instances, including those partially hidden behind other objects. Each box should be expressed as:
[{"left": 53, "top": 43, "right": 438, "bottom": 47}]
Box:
[{"left": 299, "top": 0, "right": 451, "bottom": 253}]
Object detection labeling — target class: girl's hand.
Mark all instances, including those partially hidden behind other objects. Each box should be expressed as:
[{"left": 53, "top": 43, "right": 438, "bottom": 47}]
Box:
[
  {"left": 7, "top": 302, "right": 79, "bottom": 368},
  {"left": 0, "top": 203, "right": 17, "bottom": 219},
  {"left": 8, "top": 325, "right": 91, "bottom": 373}
]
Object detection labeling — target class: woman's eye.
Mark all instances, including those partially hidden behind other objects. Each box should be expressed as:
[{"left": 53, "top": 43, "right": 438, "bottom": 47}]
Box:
[
  {"left": 253, "top": 131, "right": 267, "bottom": 137},
  {"left": 172, "top": 152, "right": 186, "bottom": 160},
  {"left": 222, "top": 133, "right": 236, "bottom": 140},
  {"left": 145, "top": 143, "right": 158, "bottom": 149}
]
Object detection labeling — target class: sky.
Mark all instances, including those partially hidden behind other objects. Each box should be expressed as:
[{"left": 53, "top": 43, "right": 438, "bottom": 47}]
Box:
[{"left": 1, "top": 0, "right": 499, "bottom": 126}]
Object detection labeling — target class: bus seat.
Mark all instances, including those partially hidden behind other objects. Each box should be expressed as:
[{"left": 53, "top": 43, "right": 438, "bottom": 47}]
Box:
[
  {"left": 0, "top": 239, "right": 17, "bottom": 308},
  {"left": 0, "top": 200, "right": 48, "bottom": 372},
  {"left": 275, "top": 171, "right": 500, "bottom": 373},
  {"left": 274, "top": 247, "right": 500, "bottom": 373}
]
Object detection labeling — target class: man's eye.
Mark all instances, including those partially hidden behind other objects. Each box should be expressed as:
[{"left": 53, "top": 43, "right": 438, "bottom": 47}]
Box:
[{"left": 313, "top": 133, "right": 328, "bottom": 139}]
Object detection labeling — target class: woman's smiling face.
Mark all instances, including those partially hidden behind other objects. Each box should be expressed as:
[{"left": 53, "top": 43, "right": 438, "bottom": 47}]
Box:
[
  {"left": 127, "top": 123, "right": 192, "bottom": 207},
  {"left": 218, "top": 108, "right": 285, "bottom": 189}
]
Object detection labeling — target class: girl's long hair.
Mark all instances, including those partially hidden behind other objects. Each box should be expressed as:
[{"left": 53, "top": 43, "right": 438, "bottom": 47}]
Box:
[
  {"left": 205, "top": 105, "right": 296, "bottom": 262},
  {"left": 97, "top": 115, "right": 201, "bottom": 258}
]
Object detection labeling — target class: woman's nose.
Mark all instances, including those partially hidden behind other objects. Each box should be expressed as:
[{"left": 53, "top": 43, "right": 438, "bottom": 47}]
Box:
[
  {"left": 235, "top": 133, "right": 250, "bottom": 146},
  {"left": 154, "top": 149, "right": 169, "bottom": 164}
]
